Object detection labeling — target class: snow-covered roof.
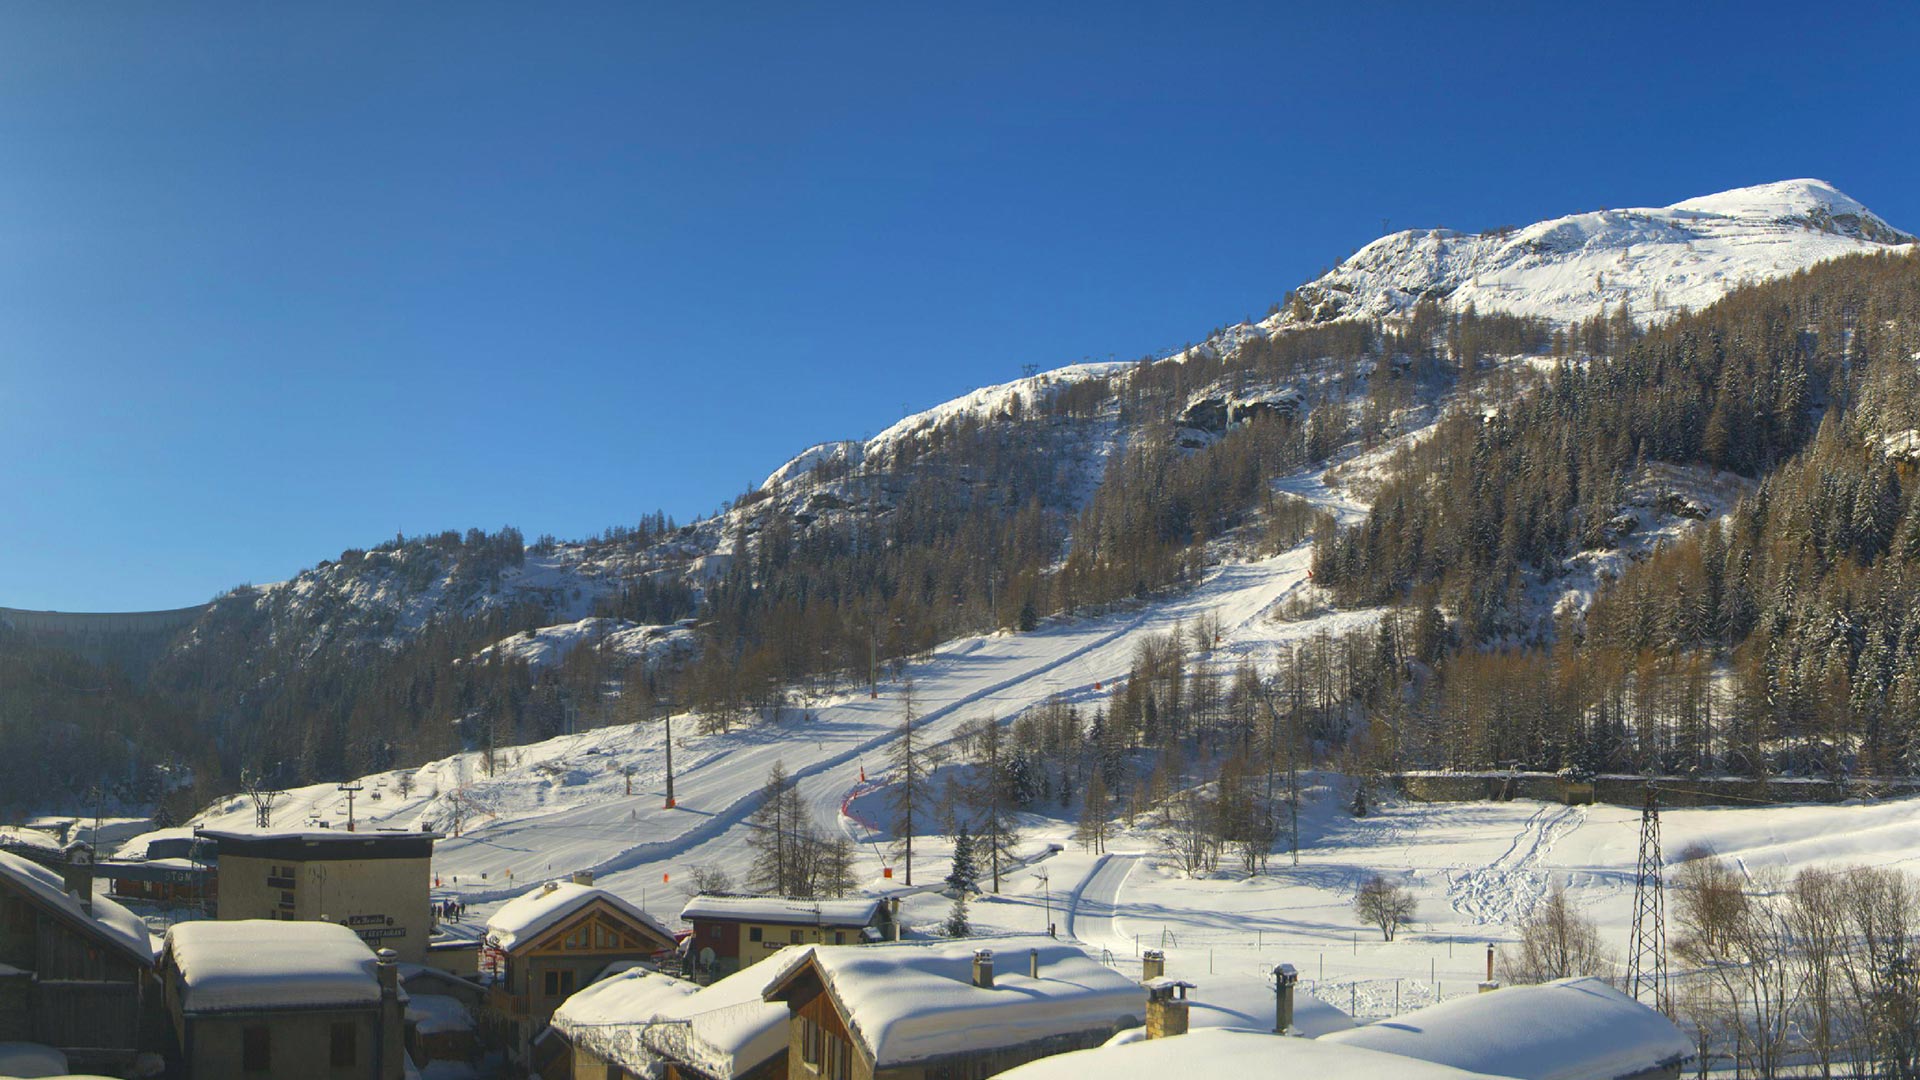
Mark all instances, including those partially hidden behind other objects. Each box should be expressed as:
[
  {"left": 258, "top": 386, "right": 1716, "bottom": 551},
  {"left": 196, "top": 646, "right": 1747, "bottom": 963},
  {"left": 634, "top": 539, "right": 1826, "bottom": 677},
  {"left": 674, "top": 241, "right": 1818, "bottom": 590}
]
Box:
[
  {"left": 165, "top": 920, "right": 385, "bottom": 1014},
  {"left": 485, "top": 880, "right": 674, "bottom": 953},
  {"left": 1107, "top": 972, "right": 1353, "bottom": 1042},
  {"left": 0, "top": 850, "right": 157, "bottom": 965},
  {"left": 0, "top": 826, "right": 63, "bottom": 855},
  {"left": 994, "top": 1027, "right": 1515, "bottom": 1080},
  {"left": 555, "top": 956, "right": 794, "bottom": 1080},
  {"left": 764, "top": 936, "right": 1142, "bottom": 1068},
  {"left": 405, "top": 993, "right": 476, "bottom": 1035},
  {"left": 1322, "top": 977, "right": 1691, "bottom": 1080},
  {"left": 680, "top": 894, "right": 886, "bottom": 927}
]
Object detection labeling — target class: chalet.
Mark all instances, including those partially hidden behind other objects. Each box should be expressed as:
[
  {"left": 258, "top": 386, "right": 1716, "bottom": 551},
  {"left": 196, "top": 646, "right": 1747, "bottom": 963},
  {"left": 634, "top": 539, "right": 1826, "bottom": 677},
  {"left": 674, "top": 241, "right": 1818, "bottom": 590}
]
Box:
[
  {"left": 197, "top": 827, "right": 441, "bottom": 963},
  {"left": 481, "top": 872, "right": 677, "bottom": 1071},
  {"left": 0, "top": 847, "right": 160, "bottom": 1075},
  {"left": 680, "top": 894, "right": 891, "bottom": 978},
  {"left": 1321, "top": 976, "right": 1692, "bottom": 1080},
  {"left": 761, "top": 936, "right": 1142, "bottom": 1080},
  {"left": 553, "top": 960, "right": 791, "bottom": 1080},
  {"left": 160, "top": 919, "right": 408, "bottom": 1080}
]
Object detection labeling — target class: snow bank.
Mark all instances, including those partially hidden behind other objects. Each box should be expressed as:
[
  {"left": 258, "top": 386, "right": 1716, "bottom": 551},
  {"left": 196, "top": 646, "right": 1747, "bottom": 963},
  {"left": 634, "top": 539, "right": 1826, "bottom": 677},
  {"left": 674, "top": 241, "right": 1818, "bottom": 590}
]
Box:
[
  {"left": 765, "top": 936, "right": 1142, "bottom": 1068},
  {"left": 554, "top": 959, "right": 792, "bottom": 1080},
  {"left": 1322, "top": 977, "right": 1690, "bottom": 1080},
  {"left": 485, "top": 880, "right": 673, "bottom": 952},
  {"left": 680, "top": 894, "right": 886, "bottom": 926},
  {"left": 0, "top": 850, "right": 156, "bottom": 964},
  {"left": 165, "top": 920, "right": 384, "bottom": 1013},
  {"left": 995, "top": 1027, "right": 1515, "bottom": 1080},
  {"left": 0, "top": 1042, "right": 68, "bottom": 1079}
]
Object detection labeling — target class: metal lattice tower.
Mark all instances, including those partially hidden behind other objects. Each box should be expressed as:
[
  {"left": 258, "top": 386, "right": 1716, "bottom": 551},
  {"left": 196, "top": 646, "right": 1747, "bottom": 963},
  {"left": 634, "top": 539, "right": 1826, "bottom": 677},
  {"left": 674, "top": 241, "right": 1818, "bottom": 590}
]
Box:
[{"left": 1626, "top": 783, "right": 1669, "bottom": 1012}]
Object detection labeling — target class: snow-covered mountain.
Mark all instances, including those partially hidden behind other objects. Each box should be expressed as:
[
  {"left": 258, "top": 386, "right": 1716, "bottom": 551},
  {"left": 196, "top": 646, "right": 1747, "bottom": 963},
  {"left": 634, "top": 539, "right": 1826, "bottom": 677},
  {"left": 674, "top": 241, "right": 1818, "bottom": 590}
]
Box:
[
  {"left": 1278, "top": 179, "right": 1913, "bottom": 326},
  {"left": 156, "top": 179, "right": 1912, "bottom": 685}
]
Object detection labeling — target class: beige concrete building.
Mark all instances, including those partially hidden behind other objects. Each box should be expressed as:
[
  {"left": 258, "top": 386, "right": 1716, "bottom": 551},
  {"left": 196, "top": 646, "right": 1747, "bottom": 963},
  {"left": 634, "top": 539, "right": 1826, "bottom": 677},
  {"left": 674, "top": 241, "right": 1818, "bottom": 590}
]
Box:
[
  {"left": 161, "top": 920, "right": 407, "bottom": 1080},
  {"left": 199, "top": 828, "right": 440, "bottom": 963}
]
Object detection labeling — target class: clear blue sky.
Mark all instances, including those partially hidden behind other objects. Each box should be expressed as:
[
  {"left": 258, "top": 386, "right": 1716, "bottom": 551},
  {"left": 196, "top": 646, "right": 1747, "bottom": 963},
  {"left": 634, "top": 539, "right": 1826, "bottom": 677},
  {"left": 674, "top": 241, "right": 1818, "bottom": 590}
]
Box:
[{"left": 3, "top": 2, "right": 1916, "bottom": 610}]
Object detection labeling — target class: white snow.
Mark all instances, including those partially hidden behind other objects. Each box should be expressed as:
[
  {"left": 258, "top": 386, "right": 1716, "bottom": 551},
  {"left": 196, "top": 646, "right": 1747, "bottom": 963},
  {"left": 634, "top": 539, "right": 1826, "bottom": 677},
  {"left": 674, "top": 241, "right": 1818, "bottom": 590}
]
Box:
[
  {"left": 0, "top": 1043, "right": 68, "bottom": 1079},
  {"left": 1323, "top": 976, "right": 1690, "bottom": 1080},
  {"left": 763, "top": 935, "right": 1143, "bottom": 1068},
  {"left": 0, "top": 826, "right": 62, "bottom": 855},
  {"left": 485, "top": 880, "right": 672, "bottom": 952},
  {"left": 469, "top": 617, "right": 697, "bottom": 671},
  {"left": 554, "top": 959, "right": 790, "bottom": 1080},
  {"left": 994, "top": 1027, "right": 1515, "bottom": 1080},
  {"left": 1279, "top": 178, "right": 1912, "bottom": 327},
  {"left": 1104, "top": 971, "right": 1354, "bottom": 1042},
  {"left": 165, "top": 920, "right": 385, "bottom": 1013},
  {"left": 761, "top": 441, "right": 865, "bottom": 492},
  {"left": 404, "top": 993, "right": 475, "bottom": 1035},
  {"left": 679, "top": 895, "right": 886, "bottom": 926},
  {"left": 0, "top": 850, "right": 156, "bottom": 964}
]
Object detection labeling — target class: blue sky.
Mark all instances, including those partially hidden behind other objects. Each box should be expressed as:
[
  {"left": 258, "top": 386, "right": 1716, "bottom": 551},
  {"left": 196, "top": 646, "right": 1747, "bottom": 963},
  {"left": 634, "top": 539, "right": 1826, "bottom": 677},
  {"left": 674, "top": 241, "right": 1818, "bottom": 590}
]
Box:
[{"left": 3, "top": 3, "right": 1916, "bottom": 610}]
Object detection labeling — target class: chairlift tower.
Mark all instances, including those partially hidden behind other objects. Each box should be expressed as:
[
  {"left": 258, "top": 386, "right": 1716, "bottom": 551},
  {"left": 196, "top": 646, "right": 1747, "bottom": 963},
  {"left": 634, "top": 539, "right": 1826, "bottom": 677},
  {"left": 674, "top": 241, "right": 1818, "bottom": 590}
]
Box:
[
  {"left": 338, "top": 781, "right": 364, "bottom": 833},
  {"left": 1625, "top": 782, "right": 1669, "bottom": 1013}
]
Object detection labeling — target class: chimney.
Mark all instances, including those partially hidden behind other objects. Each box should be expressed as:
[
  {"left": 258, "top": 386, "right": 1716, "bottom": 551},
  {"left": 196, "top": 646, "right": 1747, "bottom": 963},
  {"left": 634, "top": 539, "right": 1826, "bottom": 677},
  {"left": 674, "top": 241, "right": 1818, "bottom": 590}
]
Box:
[
  {"left": 1274, "top": 963, "right": 1298, "bottom": 1034},
  {"left": 61, "top": 842, "right": 94, "bottom": 915},
  {"left": 571, "top": 870, "right": 595, "bottom": 887},
  {"left": 1142, "top": 948, "right": 1165, "bottom": 982},
  {"left": 376, "top": 949, "right": 403, "bottom": 1080},
  {"left": 1145, "top": 978, "right": 1191, "bottom": 1039},
  {"left": 1486, "top": 943, "right": 1495, "bottom": 982},
  {"left": 972, "top": 949, "right": 995, "bottom": 989},
  {"left": 1029, "top": 948, "right": 1040, "bottom": 978},
  {"left": 888, "top": 897, "right": 902, "bottom": 941}
]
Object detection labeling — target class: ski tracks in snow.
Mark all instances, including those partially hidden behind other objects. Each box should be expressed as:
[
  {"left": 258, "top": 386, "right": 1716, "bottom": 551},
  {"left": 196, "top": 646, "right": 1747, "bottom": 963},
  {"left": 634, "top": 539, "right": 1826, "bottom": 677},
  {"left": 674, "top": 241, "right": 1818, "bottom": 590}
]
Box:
[{"left": 1445, "top": 803, "right": 1585, "bottom": 925}]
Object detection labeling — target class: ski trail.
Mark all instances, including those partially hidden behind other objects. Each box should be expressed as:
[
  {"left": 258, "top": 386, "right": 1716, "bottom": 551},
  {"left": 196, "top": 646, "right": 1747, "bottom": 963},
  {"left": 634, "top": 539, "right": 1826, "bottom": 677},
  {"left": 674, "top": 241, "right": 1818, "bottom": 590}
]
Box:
[{"left": 1445, "top": 803, "right": 1584, "bottom": 925}]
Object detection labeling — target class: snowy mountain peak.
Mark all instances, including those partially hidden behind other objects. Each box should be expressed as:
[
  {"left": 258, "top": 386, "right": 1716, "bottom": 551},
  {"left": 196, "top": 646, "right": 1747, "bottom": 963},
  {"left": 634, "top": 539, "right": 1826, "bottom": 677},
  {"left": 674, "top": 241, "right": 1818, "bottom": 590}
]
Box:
[{"left": 1279, "top": 179, "right": 1913, "bottom": 327}]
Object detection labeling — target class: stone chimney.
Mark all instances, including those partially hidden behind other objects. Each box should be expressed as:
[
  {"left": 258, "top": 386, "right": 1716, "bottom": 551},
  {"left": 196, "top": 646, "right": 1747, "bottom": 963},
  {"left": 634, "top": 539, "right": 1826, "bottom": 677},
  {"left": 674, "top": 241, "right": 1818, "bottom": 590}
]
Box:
[
  {"left": 1273, "top": 963, "right": 1298, "bottom": 1034},
  {"left": 571, "top": 870, "right": 594, "bottom": 887},
  {"left": 1145, "top": 978, "right": 1192, "bottom": 1039},
  {"left": 1141, "top": 948, "right": 1165, "bottom": 982},
  {"left": 972, "top": 948, "right": 995, "bottom": 989},
  {"left": 376, "top": 948, "right": 405, "bottom": 1080},
  {"left": 61, "top": 842, "right": 94, "bottom": 915},
  {"left": 1028, "top": 948, "right": 1040, "bottom": 978}
]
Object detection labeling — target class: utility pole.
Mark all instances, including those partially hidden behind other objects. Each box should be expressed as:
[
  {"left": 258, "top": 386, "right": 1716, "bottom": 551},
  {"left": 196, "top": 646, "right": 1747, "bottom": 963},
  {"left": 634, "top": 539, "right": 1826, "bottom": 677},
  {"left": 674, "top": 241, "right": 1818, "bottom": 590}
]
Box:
[
  {"left": 1626, "top": 782, "right": 1668, "bottom": 1013},
  {"left": 338, "top": 781, "right": 364, "bottom": 832},
  {"left": 663, "top": 709, "right": 676, "bottom": 809}
]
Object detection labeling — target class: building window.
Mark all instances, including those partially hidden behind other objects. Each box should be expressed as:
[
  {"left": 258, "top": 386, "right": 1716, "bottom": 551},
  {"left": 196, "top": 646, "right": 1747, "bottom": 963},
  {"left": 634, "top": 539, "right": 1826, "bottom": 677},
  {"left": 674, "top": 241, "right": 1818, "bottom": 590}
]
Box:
[
  {"left": 801, "top": 1016, "right": 822, "bottom": 1067},
  {"left": 242, "top": 1025, "right": 270, "bottom": 1073},
  {"left": 749, "top": 927, "right": 762, "bottom": 943},
  {"left": 835, "top": 931, "right": 846, "bottom": 945},
  {"left": 330, "top": 1022, "right": 356, "bottom": 1067},
  {"left": 710, "top": 925, "right": 721, "bottom": 939},
  {"left": 544, "top": 969, "right": 576, "bottom": 998},
  {"left": 790, "top": 929, "right": 802, "bottom": 944}
]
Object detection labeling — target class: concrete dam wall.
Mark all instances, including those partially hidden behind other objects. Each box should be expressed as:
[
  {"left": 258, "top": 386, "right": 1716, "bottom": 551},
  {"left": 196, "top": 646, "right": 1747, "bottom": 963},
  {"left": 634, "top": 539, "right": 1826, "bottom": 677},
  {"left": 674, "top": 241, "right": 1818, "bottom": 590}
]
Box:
[{"left": 0, "top": 603, "right": 213, "bottom": 677}]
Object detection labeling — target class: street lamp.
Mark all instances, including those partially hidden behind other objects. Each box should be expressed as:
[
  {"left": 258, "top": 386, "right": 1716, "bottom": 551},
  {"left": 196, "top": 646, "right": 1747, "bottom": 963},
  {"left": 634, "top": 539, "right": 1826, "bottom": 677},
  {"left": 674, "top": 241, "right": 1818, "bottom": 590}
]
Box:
[{"left": 1036, "top": 869, "right": 1052, "bottom": 937}]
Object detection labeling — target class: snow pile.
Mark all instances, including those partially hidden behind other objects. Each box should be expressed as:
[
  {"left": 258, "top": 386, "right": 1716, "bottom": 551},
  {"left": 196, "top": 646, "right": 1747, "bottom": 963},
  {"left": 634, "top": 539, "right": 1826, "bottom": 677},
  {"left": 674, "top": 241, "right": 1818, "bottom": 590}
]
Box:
[
  {"left": 994, "top": 1027, "right": 1515, "bottom": 1080},
  {"left": 0, "top": 850, "right": 156, "bottom": 963},
  {"left": 1280, "top": 179, "right": 1912, "bottom": 327},
  {"left": 680, "top": 895, "right": 886, "bottom": 926},
  {"left": 485, "top": 880, "right": 673, "bottom": 952},
  {"left": 165, "top": 920, "right": 383, "bottom": 1013},
  {"left": 554, "top": 960, "right": 792, "bottom": 1080},
  {"left": 1322, "top": 976, "right": 1690, "bottom": 1080},
  {"left": 764, "top": 936, "right": 1143, "bottom": 1068},
  {"left": 405, "top": 993, "right": 475, "bottom": 1035},
  {"left": 0, "top": 1042, "right": 68, "bottom": 1079}
]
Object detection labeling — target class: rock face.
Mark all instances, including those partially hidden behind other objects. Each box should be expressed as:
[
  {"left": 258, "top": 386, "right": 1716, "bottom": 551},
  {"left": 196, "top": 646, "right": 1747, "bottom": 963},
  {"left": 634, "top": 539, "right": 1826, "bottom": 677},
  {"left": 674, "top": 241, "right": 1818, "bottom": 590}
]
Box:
[
  {"left": 1178, "top": 385, "right": 1307, "bottom": 445},
  {"left": 1278, "top": 179, "right": 1913, "bottom": 327}
]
